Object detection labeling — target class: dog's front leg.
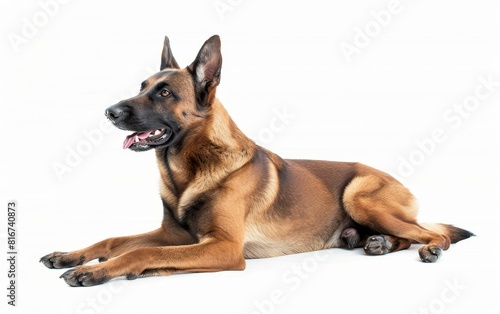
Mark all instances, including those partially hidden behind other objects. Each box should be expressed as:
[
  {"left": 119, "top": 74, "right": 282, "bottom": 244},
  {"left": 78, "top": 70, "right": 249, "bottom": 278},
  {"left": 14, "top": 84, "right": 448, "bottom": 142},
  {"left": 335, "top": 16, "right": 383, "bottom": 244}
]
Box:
[
  {"left": 58, "top": 191, "right": 249, "bottom": 287},
  {"left": 59, "top": 237, "right": 245, "bottom": 287},
  {"left": 40, "top": 223, "right": 196, "bottom": 269}
]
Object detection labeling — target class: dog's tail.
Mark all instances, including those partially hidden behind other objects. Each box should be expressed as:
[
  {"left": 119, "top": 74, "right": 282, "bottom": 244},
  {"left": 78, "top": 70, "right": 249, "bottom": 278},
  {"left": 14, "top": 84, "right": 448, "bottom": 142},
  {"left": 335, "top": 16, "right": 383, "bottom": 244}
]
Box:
[{"left": 420, "top": 223, "right": 475, "bottom": 244}]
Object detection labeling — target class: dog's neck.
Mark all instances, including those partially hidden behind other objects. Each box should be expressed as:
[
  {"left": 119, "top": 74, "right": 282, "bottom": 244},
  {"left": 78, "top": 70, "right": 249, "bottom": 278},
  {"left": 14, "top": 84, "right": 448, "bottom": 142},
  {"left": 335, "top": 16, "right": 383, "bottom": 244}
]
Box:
[
  {"left": 156, "top": 98, "right": 256, "bottom": 195},
  {"left": 204, "top": 98, "right": 255, "bottom": 152}
]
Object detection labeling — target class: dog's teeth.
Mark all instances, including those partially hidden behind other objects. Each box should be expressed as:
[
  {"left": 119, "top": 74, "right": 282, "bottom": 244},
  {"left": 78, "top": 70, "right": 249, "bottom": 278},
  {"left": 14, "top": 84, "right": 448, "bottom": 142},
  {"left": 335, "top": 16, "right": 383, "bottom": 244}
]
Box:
[{"left": 135, "top": 135, "right": 139, "bottom": 142}]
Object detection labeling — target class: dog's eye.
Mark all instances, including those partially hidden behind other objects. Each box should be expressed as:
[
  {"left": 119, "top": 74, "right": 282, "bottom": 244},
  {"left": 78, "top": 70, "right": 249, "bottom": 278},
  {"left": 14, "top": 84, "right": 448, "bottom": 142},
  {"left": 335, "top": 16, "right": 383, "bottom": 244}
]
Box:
[{"left": 160, "top": 89, "right": 171, "bottom": 97}]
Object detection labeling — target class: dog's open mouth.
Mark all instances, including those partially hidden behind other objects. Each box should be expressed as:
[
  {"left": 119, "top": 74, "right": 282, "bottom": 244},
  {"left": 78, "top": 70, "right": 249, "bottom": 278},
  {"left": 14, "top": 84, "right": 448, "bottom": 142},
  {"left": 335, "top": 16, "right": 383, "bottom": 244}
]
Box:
[{"left": 123, "top": 128, "right": 172, "bottom": 150}]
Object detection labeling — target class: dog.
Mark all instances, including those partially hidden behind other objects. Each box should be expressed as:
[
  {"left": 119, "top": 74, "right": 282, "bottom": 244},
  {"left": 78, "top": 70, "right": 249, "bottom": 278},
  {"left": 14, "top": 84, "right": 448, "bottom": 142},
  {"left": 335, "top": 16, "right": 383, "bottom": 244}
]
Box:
[{"left": 40, "top": 35, "right": 474, "bottom": 287}]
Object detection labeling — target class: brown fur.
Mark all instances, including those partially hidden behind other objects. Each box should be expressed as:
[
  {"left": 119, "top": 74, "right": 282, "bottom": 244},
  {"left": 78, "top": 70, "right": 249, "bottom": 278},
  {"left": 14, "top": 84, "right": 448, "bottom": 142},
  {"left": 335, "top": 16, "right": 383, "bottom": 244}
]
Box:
[{"left": 40, "top": 35, "right": 473, "bottom": 287}]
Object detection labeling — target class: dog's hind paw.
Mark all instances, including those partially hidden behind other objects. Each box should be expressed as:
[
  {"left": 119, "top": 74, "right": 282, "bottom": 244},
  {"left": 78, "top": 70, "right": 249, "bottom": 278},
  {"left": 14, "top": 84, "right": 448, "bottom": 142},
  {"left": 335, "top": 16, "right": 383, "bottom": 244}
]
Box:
[
  {"left": 364, "top": 235, "right": 392, "bottom": 255},
  {"left": 418, "top": 245, "right": 442, "bottom": 263},
  {"left": 342, "top": 227, "right": 361, "bottom": 249}
]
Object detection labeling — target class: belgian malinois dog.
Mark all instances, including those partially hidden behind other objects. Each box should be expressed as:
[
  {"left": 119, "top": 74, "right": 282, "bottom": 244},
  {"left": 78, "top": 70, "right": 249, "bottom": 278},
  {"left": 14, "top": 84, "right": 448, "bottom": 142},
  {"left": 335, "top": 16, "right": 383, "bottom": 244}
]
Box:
[{"left": 41, "top": 35, "right": 474, "bottom": 287}]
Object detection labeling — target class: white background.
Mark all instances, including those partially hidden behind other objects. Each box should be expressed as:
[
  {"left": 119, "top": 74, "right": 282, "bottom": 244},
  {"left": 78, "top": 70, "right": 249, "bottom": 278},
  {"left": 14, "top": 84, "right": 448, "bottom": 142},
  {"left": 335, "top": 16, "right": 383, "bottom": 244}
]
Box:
[{"left": 1, "top": 0, "right": 500, "bottom": 313}]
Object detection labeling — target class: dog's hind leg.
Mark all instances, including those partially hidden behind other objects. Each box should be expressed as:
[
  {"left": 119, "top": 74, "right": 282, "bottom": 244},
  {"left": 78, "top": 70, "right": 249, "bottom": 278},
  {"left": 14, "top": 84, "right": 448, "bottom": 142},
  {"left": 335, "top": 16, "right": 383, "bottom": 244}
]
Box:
[
  {"left": 341, "top": 226, "right": 412, "bottom": 253},
  {"left": 343, "top": 171, "right": 452, "bottom": 262}
]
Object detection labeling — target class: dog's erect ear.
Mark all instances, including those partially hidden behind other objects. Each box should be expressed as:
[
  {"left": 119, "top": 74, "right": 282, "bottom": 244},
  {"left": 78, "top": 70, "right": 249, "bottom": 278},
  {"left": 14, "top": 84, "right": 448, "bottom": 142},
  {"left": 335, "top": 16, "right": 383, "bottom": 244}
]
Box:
[
  {"left": 189, "top": 35, "right": 222, "bottom": 85},
  {"left": 160, "top": 36, "right": 180, "bottom": 70},
  {"left": 188, "top": 35, "right": 222, "bottom": 106}
]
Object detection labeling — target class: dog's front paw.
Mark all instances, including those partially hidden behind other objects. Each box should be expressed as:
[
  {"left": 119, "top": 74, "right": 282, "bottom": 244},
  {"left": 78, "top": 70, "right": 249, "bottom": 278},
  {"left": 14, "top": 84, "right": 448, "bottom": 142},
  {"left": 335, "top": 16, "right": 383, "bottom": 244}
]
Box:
[
  {"left": 40, "top": 252, "right": 85, "bottom": 269},
  {"left": 60, "top": 266, "right": 110, "bottom": 287}
]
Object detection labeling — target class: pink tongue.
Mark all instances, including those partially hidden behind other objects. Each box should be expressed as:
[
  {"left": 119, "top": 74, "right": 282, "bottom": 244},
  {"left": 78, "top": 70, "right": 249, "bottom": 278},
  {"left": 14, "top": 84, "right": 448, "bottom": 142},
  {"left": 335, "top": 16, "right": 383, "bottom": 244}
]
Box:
[{"left": 123, "top": 131, "right": 153, "bottom": 149}]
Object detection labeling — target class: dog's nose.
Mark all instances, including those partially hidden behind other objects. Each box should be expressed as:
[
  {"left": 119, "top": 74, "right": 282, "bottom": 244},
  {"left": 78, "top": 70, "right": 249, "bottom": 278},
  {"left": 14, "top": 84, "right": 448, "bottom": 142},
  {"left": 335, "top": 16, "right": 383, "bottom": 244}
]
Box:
[{"left": 105, "top": 105, "right": 125, "bottom": 122}]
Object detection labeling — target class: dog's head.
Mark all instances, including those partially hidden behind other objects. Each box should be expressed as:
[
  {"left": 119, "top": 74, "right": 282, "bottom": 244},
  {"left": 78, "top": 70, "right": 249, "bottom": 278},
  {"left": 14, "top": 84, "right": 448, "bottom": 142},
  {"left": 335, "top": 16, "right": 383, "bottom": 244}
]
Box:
[{"left": 105, "top": 35, "right": 222, "bottom": 152}]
